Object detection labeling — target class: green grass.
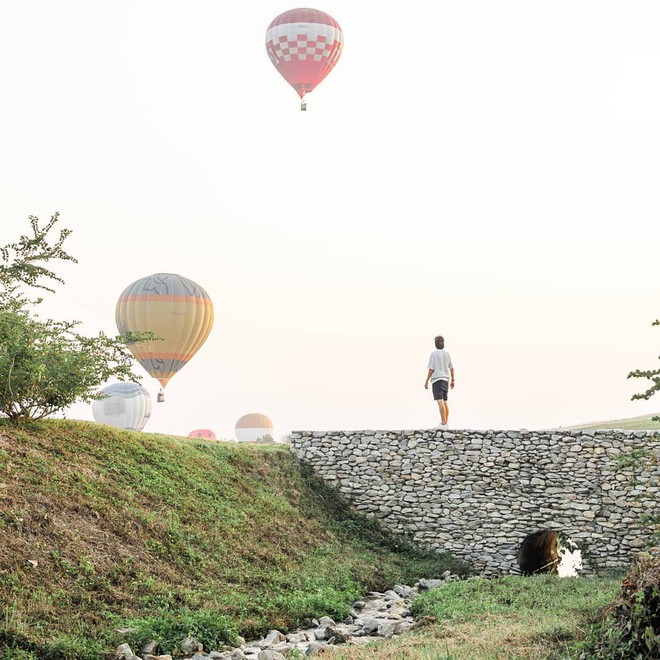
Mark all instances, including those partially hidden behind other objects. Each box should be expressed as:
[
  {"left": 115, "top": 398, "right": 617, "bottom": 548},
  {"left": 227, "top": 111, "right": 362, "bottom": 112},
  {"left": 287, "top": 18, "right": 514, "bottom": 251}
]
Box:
[
  {"left": 322, "top": 574, "right": 621, "bottom": 659},
  {"left": 0, "top": 420, "right": 468, "bottom": 658},
  {"left": 410, "top": 574, "right": 619, "bottom": 623},
  {"left": 565, "top": 413, "right": 660, "bottom": 430}
]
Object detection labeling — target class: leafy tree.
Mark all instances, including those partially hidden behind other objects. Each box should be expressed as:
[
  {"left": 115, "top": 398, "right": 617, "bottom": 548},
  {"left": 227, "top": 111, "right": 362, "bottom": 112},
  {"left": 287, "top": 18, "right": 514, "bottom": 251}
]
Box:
[
  {"left": 0, "top": 212, "right": 76, "bottom": 299},
  {"left": 628, "top": 319, "right": 660, "bottom": 422},
  {"left": 0, "top": 213, "right": 149, "bottom": 424}
]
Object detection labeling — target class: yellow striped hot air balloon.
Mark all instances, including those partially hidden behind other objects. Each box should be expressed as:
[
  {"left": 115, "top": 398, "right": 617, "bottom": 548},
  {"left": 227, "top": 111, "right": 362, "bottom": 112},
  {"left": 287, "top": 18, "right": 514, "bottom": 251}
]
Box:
[{"left": 115, "top": 273, "right": 214, "bottom": 399}]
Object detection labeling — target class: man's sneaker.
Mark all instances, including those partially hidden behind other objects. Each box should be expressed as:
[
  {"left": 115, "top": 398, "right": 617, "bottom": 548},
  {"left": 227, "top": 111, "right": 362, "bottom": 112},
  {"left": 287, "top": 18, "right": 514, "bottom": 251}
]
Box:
[{"left": 434, "top": 424, "right": 448, "bottom": 430}]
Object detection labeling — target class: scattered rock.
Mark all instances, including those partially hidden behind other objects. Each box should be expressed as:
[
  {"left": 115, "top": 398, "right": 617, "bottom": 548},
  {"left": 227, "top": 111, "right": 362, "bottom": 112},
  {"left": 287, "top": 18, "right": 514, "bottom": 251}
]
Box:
[
  {"left": 393, "top": 621, "right": 414, "bottom": 635},
  {"left": 326, "top": 626, "right": 350, "bottom": 644},
  {"left": 393, "top": 584, "right": 414, "bottom": 599},
  {"left": 142, "top": 640, "right": 158, "bottom": 655},
  {"left": 305, "top": 641, "right": 326, "bottom": 656},
  {"left": 378, "top": 622, "right": 395, "bottom": 638},
  {"left": 259, "top": 630, "right": 285, "bottom": 648},
  {"left": 271, "top": 642, "right": 291, "bottom": 654},
  {"left": 256, "top": 651, "right": 285, "bottom": 660},
  {"left": 181, "top": 636, "right": 203, "bottom": 654},
  {"left": 116, "top": 644, "right": 134, "bottom": 659},
  {"left": 417, "top": 578, "right": 444, "bottom": 591},
  {"left": 112, "top": 578, "right": 459, "bottom": 659},
  {"left": 361, "top": 618, "right": 380, "bottom": 634}
]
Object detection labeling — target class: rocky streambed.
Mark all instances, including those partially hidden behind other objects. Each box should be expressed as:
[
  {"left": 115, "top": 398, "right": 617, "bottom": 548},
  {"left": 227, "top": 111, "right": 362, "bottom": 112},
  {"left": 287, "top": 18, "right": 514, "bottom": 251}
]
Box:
[{"left": 115, "top": 572, "right": 460, "bottom": 659}]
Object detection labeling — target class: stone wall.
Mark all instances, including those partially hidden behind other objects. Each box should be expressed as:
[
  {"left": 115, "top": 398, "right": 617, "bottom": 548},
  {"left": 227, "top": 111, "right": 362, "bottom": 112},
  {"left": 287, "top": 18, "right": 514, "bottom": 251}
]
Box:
[{"left": 290, "top": 429, "right": 660, "bottom": 576}]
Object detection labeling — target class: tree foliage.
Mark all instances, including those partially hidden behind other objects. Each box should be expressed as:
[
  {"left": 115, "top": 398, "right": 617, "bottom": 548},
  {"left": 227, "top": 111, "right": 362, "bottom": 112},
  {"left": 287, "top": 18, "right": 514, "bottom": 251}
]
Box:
[
  {"left": 0, "top": 213, "right": 76, "bottom": 302},
  {"left": 0, "top": 213, "right": 148, "bottom": 424},
  {"left": 628, "top": 319, "right": 660, "bottom": 422},
  {"left": 0, "top": 311, "right": 140, "bottom": 422}
]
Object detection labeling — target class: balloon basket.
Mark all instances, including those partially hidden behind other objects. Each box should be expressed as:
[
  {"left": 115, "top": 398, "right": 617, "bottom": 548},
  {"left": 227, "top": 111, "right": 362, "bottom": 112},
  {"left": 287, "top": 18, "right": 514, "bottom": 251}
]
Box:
[
  {"left": 157, "top": 389, "right": 165, "bottom": 403},
  {"left": 300, "top": 99, "right": 307, "bottom": 111}
]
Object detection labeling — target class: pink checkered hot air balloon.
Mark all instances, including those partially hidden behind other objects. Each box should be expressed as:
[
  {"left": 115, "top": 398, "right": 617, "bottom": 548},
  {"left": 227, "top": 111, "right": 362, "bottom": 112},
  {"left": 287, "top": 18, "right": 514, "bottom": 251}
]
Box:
[{"left": 266, "top": 8, "right": 344, "bottom": 110}]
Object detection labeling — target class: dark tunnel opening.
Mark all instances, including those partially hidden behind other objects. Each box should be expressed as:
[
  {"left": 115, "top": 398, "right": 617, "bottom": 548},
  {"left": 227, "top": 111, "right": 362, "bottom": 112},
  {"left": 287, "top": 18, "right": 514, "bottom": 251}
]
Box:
[
  {"left": 517, "top": 529, "right": 583, "bottom": 576},
  {"left": 517, "top": 529, "right": 560, "bottom": 576}
]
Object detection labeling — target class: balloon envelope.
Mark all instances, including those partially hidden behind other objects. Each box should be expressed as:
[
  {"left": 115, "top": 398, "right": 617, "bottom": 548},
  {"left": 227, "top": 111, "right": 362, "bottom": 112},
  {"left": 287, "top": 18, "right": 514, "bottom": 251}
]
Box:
[
  {"left": 266, "top": 8, "right": 343, "bottom": 100},
  {"left": 188, "top": 429, "right": 217, "bottom": 440},
  {"left": 115, "top": 273, "right": 214, "bottom": 388},
  {"left": 235, "top": 413, "right": 274, "bottom": 442},
  {"left": 92, "top": 382, "right": 152, "bottom": 431}
]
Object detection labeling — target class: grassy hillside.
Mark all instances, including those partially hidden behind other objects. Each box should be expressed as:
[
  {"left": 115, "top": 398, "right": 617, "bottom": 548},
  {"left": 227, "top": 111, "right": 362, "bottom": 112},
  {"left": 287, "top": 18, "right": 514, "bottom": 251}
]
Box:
[
  {"left": 0, "top": 420, "right": 467, "bottom": 659},
  {"left": 565, "top": 413, "right": 660, "bottom": 430}
]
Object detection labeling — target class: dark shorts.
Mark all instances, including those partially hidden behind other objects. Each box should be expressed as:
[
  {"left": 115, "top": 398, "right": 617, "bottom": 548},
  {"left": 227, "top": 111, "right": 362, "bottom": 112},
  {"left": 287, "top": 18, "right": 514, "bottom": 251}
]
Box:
[{"left": 432, "top": 379, "right": 449, "bottom": 401}]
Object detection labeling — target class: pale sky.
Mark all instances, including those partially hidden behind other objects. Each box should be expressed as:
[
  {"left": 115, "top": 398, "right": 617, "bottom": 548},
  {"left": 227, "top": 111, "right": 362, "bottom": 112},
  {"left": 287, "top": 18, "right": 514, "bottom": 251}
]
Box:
[{"left": 1, "top": 1, "right": 659, "bottom": 439}]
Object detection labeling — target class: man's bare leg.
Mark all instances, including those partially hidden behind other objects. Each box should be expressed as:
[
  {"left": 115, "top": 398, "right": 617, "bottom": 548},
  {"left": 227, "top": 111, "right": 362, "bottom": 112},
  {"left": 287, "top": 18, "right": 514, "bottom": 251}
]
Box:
[
  {"left": 440, "top": 400, "right": 449, "bottom": 426},
  {"left": 436, "top": 400, "right": 445, "bottom": 425}
]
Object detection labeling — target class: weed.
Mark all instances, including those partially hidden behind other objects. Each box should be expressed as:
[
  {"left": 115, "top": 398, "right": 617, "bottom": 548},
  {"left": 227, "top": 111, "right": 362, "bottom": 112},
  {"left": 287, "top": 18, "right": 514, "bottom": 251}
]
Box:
[
  {"left": 114, "top": 608, "right": 240, "bottom": 656},
  {"left": 612, "top": 448, "right": 651, "bottom": 471},
  {"left": 574, "top": 556, "right": 659, "bottom": 659}
]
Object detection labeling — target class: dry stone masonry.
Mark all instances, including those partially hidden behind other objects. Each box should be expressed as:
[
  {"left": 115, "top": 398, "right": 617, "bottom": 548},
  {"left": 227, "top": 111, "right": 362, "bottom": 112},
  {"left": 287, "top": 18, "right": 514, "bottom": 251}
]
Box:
[{"left": 290, "top": 428, "right": 660, "bottom": 576}]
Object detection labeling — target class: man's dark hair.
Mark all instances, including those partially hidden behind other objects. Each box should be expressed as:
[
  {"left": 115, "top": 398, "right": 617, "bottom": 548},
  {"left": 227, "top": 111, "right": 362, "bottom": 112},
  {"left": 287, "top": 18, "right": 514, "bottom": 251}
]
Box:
[{"left": 435, "top": 335, "right": 444, "bottom": 349}]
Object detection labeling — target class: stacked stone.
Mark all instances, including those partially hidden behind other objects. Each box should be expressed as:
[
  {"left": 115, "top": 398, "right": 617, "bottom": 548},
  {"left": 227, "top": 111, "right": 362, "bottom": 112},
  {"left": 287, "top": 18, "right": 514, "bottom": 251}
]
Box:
[{"left": 290, "top": 429, "right": 660, "bottom": 576}]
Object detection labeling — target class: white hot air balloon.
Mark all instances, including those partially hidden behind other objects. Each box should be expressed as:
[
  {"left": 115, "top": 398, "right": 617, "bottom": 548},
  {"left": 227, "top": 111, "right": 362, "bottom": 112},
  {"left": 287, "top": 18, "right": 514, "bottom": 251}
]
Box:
[
  {"left": 92, "top": 382, "right": 152, "bottom": 431},
  {"left": 235, "top": 413, "right": 274, "bottom": 442}
]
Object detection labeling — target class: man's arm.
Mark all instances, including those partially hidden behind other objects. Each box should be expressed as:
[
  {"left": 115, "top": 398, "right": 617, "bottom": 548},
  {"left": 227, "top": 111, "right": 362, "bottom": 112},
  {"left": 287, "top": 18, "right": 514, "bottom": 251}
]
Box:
[
  {"left": 424, "top": 368, "right": 434, "bottom": 389},
  {"left": 450, "top": 367, "right": 455, "bottom": 389}
]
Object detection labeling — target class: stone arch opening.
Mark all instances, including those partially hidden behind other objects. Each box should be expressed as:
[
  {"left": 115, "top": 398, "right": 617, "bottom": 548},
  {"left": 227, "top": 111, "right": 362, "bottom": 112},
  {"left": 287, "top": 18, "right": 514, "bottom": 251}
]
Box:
[
  {"left": 517, "top": 530, "right": 583, "bottom": 576},
  {"left": 518, "top": 530, "right": 559, "bottom": 575}
]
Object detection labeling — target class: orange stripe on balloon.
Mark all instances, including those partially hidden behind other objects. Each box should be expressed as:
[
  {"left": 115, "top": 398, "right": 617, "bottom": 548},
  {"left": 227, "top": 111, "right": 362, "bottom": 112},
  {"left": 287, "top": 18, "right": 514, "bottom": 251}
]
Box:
[
  {"left": 133, "top": 353, "right": 193, "bottom": 361},
  {"left": 118, "top": 295, "right": 212, "bottom": 304}
]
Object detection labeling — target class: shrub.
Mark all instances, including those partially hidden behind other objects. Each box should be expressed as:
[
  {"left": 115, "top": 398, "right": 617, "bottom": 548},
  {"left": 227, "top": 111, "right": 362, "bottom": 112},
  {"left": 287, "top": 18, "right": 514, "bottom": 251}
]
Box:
[{"left": 578, "top": 555, "right": 659, "bottom": 658}]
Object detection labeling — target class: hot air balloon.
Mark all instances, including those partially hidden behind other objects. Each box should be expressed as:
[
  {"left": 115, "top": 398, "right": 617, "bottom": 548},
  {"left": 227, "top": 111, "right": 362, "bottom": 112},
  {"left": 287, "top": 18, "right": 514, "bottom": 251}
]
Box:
[
  {"left": 92, "top": 382, "right": 152, "bottom": 431},
  {"left": 235, "top": 413, "right": 274, "bottom": 442},
  {"left": 115, "top": 273, "right": 214, "bottom": 401},
  {"left": 188, "top": 429, "right": 217, "bottom": 440},
  {"left": 266, "top": 8, "right": 343, "bottom": 110}
]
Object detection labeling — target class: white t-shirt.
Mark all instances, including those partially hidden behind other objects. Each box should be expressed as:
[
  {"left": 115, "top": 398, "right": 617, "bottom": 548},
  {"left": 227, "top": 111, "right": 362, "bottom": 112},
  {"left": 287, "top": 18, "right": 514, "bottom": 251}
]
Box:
[{"left": 428, "top": 349, "right": 453, "bottom": 382}]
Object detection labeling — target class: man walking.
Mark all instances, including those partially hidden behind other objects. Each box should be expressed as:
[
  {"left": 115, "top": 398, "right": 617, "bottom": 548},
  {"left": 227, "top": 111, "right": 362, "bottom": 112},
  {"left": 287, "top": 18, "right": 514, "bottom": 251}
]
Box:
[{"left": 424, "top": 335, "right": 455, "bottom": 430}]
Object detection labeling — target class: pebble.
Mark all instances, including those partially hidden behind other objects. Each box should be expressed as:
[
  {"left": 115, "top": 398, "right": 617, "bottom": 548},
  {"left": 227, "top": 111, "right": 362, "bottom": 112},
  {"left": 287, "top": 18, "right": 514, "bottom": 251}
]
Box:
[{"left": 115, "top": 574, "right": 461, "bottom": 659}]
